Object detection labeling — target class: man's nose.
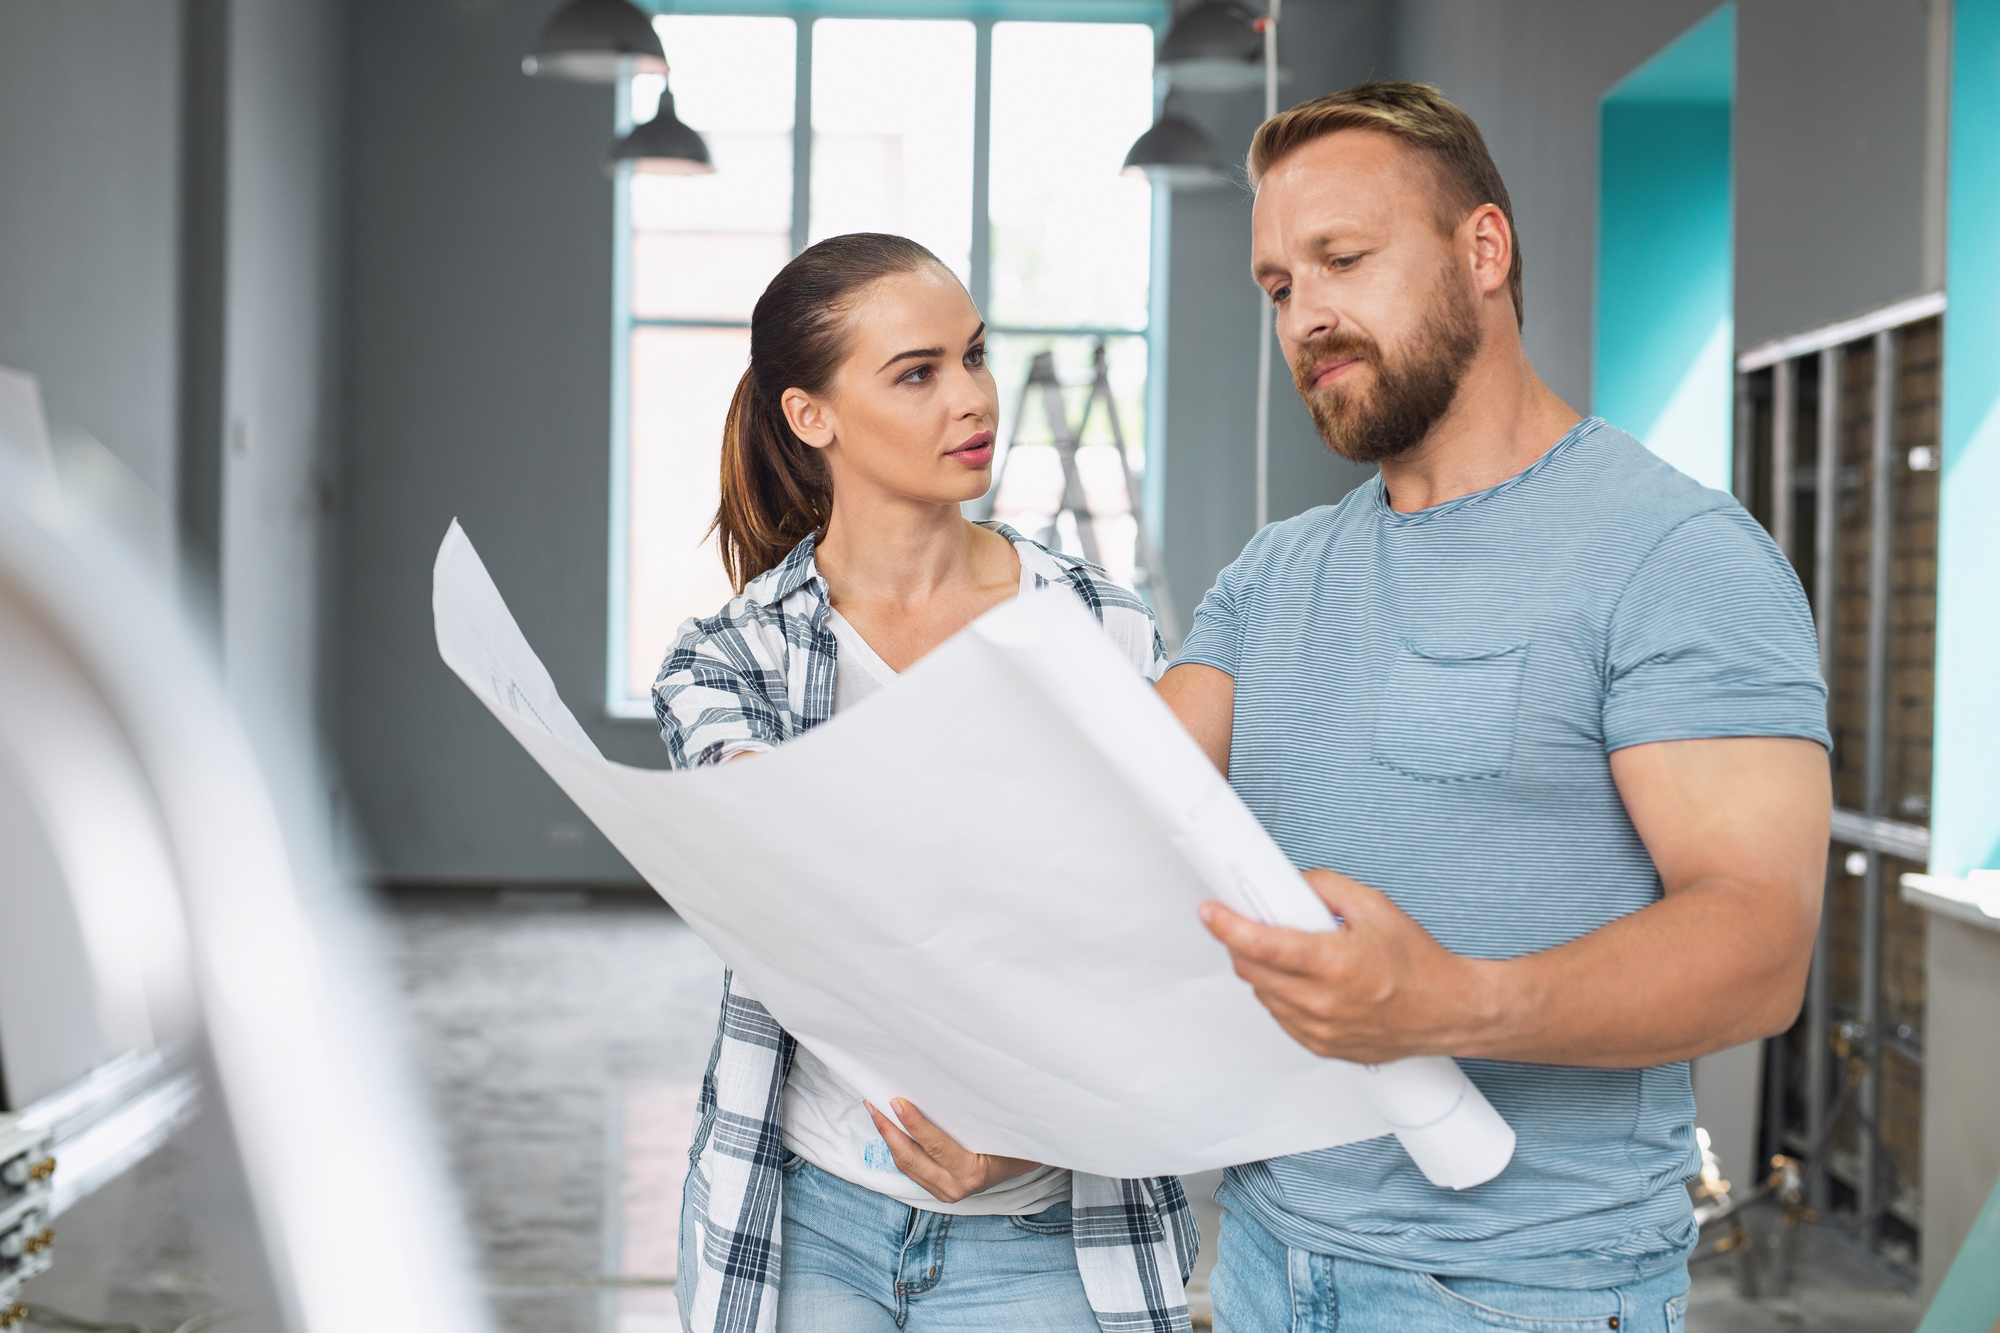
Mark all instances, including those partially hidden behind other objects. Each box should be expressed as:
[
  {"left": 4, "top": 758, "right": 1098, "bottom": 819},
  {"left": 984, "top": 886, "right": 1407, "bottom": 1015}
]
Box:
[{"left": 1277, "top": 282, "right": 1339, "bottom": 348}]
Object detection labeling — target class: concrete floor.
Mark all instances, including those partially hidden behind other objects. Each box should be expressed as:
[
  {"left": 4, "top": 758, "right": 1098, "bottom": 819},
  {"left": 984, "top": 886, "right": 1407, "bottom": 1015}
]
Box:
[
  {"left": 1682, "top": 1221, "right": 1921, "bottom": 1333},
  {"left": 19, "top": 888, "right": 1929, "bottom": 1333},
  {"left": 383, "top": 887, "right": 723, "bottom": 1333}
]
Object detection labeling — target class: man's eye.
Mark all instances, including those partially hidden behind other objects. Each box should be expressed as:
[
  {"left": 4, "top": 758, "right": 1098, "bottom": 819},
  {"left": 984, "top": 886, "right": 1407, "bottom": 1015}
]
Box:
[
  {"left": 1330, "top": 254, "right": 1360, "bottom": 271},
  {"left": 1269, "top": 285, "right": 1291, "bottom": 305}
]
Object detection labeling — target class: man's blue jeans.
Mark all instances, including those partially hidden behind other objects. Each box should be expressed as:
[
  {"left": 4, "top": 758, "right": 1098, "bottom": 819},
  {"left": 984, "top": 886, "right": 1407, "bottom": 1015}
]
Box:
[
  {"left": 765, "top": 1154, "right": 1098, "bottom": 1332},
  {"left": 1214, "top": 1187, "right": 1689, "bottom": 1333}
]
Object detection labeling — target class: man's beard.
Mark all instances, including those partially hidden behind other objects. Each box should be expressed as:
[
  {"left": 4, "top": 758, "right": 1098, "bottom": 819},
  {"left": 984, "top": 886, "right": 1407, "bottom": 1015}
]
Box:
[{"left": 1291, "top": 268, "right": 1482, "bottom": 464}]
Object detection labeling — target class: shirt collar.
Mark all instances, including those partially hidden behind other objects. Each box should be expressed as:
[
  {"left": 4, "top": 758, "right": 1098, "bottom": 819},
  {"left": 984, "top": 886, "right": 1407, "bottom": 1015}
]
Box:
[
  {"left": 997, "top": 522, "right": 1068, "bottom": 588},
  {"left": 742, "top": 530, "right": 828, "bottom": 610}
]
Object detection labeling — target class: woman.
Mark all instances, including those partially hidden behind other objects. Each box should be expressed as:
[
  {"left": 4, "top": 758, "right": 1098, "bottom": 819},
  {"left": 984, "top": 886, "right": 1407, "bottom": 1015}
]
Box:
[{"left": 653, "top": 233, "right": 1197, "bottom": 1333}]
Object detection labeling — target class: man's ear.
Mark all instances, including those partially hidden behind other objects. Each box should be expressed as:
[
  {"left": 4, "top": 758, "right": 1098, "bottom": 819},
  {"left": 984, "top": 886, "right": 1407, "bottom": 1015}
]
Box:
[
  {"left": 1465, "top": 203, "right": 1513, "bottom": 300},
  {"left": 783, "top": 388, "right": 835, "bottom": 450}
]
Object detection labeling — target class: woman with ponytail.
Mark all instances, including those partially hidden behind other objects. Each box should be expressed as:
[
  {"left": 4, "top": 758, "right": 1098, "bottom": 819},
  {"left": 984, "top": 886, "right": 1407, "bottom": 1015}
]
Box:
[{"left": 652, "top": 234, "right": 1196, "bottom": 1333}]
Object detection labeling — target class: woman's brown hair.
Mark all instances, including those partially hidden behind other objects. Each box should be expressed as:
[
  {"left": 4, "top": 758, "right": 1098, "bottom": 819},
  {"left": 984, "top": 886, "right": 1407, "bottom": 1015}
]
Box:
[{"left": 711, "top": 232, "right": 945, "bottom": 590}]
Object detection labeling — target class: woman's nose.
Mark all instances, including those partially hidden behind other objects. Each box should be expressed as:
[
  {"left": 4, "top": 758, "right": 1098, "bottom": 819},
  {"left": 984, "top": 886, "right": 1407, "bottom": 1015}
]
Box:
[{"left": 950, "top": 367, "right": 998, "bottom": 420}]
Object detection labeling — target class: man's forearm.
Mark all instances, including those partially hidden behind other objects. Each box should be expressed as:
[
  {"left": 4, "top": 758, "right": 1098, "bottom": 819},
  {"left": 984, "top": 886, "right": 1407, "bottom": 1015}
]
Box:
[{"left": 1450, "top": 875, "right": 1817, "bottom": 1067}]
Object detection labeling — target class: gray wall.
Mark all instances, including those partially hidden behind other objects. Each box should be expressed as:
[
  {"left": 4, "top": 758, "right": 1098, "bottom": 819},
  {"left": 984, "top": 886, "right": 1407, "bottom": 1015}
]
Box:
[
  {"left": 0, "top": 0, "right": 184, "bottom": 505},
  {"left": 336, "top": 0, "right": 660, "bottom": 883},
  {"left": 0, "top": 0, "right": 347, "bottom": 845},
  {"left": 222, "top": 0, "right": 350, "bottom": 778},
  {"left": 1733, "top": 0, "right": 1936, "bottom": 348}
]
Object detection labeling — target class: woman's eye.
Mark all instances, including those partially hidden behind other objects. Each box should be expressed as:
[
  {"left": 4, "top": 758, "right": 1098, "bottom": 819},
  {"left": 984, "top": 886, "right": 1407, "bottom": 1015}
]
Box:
[
  {"left": 965, "top": 345, "right": 987, "bottom": 368},
  {"left": 901, "top": 364, "right": 933, "bottom": 384}
]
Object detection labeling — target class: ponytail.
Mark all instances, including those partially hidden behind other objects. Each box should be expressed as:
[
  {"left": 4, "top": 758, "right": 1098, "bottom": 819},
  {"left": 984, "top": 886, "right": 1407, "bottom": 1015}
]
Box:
[
  {"left": 707, "top": 232, "right": 945, "bottom": 591},
  {"left": 713, "top": 369, "right": 831, "bottom": 591}
]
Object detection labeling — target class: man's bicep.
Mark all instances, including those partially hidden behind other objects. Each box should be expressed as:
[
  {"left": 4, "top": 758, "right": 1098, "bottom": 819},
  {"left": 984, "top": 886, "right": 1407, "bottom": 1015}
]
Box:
[
  {"left": 1609, "top": 736, "right": 1830, "bottom": 904},
  {"left": 1157, "top": 663, "right": 1235, "bottom": 774}
]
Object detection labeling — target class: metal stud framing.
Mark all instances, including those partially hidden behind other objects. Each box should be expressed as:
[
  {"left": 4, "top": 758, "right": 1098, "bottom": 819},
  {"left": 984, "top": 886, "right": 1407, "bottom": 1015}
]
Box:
[
  {"left": 1762, "top": 355, "right": 1798, "bottom": 1174},
  {"left": 1772, "top": 358, "right": 1797, "bottom": 558},
  {"left": 1856, "top": 326, "right": 1899, "bottom": 1239},
  {"left": 1737, "top": 305, "right": 1941, "bottom": 1250}
]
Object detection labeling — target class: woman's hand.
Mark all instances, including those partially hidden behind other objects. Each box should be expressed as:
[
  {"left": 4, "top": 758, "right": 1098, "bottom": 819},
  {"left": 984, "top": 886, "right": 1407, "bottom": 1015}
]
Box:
[{"left": 864, "top": 1099, "right": 1039, "bottom": 1204}]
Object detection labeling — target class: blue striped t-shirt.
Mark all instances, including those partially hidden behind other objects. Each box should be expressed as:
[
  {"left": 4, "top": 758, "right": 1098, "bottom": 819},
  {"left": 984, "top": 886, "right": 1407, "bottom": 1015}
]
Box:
[{"left": 1176, "top": 417, "right": 1829, "bottom": 1289}]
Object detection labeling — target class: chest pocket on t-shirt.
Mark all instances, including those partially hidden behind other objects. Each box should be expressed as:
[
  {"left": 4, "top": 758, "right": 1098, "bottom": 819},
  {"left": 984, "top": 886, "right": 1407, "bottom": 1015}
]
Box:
[{"left": 1370, "top": 640, "right": 1528, "bottom": 782}]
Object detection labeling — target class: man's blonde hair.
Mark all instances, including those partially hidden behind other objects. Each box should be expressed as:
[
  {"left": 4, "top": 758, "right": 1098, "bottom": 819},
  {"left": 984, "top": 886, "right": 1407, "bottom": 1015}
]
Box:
[{"left": 1249, "top": 81, "right": 1523, "bottom": 328}]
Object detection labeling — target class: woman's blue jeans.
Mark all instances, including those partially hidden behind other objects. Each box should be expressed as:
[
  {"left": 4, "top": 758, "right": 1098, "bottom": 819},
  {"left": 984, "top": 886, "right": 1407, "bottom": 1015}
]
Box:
[
  {"left": 731, "top": 1153, "right": 1099, "bottom": 1331},
  {"left": 1214, "top": 1187, "right": 1689, "bottom": 1333}
]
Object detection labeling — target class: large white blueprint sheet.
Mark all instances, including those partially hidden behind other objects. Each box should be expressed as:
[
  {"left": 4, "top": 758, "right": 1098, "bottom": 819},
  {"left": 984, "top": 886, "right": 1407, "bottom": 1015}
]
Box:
[{"left": 433, "top": 522, "right": 1514, "bottom": 1185}]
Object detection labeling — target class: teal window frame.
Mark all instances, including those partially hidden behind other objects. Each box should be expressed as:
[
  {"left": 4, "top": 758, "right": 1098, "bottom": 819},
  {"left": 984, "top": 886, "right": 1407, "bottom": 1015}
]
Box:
[{"left": 606, "top": 0, "right": 1171, "bottom": 717}]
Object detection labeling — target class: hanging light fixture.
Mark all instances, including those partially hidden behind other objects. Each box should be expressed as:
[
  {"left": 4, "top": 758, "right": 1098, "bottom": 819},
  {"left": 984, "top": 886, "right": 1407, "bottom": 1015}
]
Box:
[
  {"left": 1121, "top": 100, "right": 1228, "bottom": 189},
  {"left": 522, "top": 0, "right": 667, "bottom": 82},
  {"left": 609, "top": 86, "right": 713, "bottom": 175},
  {"left": 1156, "top": 0, "right": 1265, "bottom": 93}
]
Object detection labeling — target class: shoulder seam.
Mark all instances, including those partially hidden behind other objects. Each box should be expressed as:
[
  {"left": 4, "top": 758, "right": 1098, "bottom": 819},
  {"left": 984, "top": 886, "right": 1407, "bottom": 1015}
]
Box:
[{"left": 1602, "top": 501, "right": 1754, "bottom": 640}]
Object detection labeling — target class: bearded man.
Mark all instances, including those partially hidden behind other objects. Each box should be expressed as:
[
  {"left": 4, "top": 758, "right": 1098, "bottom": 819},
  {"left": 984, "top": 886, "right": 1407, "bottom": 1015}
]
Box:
[{"left": 1157, "top": 83, "right": 1831, "bottom": 1332}]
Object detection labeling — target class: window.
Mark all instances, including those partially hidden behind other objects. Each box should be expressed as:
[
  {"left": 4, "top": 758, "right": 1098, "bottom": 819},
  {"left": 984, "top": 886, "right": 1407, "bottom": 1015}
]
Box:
[{"left": 608, "top": 7, "right": 1160, "bottom": 715}]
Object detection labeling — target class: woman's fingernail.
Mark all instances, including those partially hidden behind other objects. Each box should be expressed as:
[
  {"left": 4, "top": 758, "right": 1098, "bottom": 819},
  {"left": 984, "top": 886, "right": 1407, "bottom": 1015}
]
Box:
[{"left": 1198, "top": 903, "right": 1217, "bottom": 925}]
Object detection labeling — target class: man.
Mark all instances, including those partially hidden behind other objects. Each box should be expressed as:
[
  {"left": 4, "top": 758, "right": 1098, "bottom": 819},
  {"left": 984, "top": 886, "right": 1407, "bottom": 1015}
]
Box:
[{"left": 1157, "top": 83, "right": 1831, "bottom": 1332}]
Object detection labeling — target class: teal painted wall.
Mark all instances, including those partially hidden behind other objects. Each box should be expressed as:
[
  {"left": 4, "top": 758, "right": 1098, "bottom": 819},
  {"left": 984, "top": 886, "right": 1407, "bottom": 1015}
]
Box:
[
  {"left": 1917, "top": 1171, "right": 2000, "bottom": 1332},
  {"left": 1932, "top": 0, "right": 2000, "bottom": 882},
  {"left": 1916, "top": 7, "right": 2000, "bottom": 1313},
  {"left": 1593, "top": 5, "right": 1735, "bottom": 491}
]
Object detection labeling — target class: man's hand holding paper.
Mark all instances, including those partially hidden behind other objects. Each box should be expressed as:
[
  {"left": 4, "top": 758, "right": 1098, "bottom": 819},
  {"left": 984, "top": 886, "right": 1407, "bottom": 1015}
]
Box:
[{"left": 1199, "top": 868, "right": 1501, "bottom": 1067}]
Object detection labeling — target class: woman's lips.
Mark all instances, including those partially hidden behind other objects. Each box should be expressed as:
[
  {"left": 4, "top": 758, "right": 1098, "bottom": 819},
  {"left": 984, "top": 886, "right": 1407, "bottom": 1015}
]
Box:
[{"left": 947, "top": 432, "right": 995, "bottom": 467}]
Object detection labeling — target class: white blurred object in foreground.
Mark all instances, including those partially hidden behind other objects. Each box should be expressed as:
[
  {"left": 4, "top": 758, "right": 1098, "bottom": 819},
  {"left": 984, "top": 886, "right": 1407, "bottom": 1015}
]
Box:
[{"left": 0, "top": 396, "right": 490, "bottom": 1333}]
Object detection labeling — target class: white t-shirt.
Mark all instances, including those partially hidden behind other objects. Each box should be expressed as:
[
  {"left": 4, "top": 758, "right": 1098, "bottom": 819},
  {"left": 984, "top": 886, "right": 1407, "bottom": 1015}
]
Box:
[{"left": 779, "top": 563, "right": 1074, "bottom": 1216}]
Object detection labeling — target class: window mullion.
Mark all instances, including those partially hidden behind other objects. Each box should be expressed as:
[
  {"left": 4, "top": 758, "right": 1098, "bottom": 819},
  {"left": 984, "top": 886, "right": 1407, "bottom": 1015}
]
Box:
[
  {"left": 792, "top": 16, "right": 814, "bottom": 256},
  {"left": 970, "top": 19, "right": 993, "bottom": 313}
]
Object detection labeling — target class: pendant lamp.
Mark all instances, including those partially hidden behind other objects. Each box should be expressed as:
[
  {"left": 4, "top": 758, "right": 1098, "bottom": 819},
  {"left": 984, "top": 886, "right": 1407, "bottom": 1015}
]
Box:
[
  {"left": 523, "top": 0, "right": 667, "bottom": 82},
  {"left": 609, "top": 87, "right": 714, "bottom": 175},
  {"left": 1120, "top": 101, "right": 1228, "bottom": 189},
  {"left": 1155, "top": 0, "right": 1265, "bottom": 93}
]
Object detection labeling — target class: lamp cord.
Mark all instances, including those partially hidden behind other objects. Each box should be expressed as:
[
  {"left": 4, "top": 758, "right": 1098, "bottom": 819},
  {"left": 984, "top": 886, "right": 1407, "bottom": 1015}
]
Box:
[{"left": 1253, "top": 0, "right": 1281, "bottom": 532}]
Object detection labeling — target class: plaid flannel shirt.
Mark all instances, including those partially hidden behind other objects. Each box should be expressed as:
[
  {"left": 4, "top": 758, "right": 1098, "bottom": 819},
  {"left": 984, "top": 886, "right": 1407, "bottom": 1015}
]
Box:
[{"left": 653, "top": 524, "right": 1199, "bottom": 1333}]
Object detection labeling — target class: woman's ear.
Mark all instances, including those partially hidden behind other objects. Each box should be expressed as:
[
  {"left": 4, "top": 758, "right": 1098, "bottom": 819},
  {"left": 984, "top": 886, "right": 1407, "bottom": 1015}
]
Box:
[{"left": 782, "top": 388, "right": 835, "bottom": 451}]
